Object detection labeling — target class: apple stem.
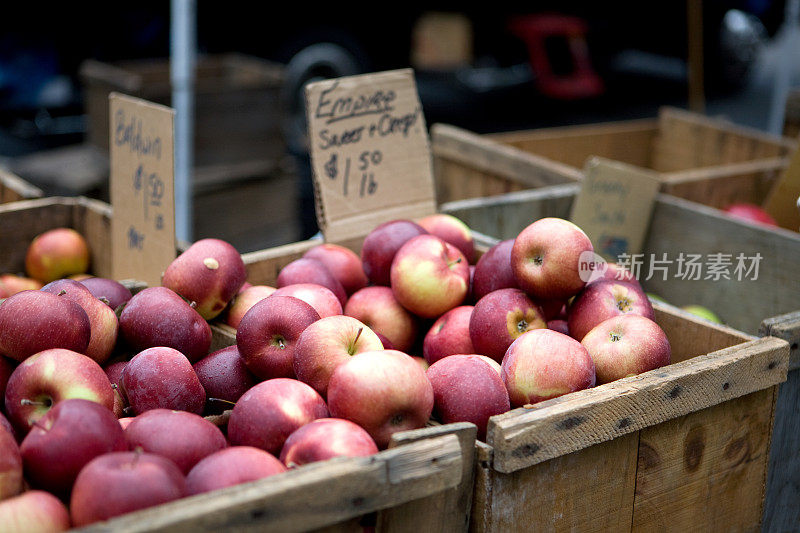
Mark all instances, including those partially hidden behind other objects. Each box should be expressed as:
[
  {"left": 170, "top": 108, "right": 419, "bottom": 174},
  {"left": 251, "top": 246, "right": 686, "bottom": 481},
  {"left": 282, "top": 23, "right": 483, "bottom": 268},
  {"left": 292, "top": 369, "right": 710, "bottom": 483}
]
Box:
[
  {"left": 58, "top": 289, "right": 67, "bottom": 296},
  {"left": 189, "top": 301, "right": 198, "bottom": 309},
  {"left": 20, "top": 398, "right": 51, "bottom": 407},
  {"left": 99, "top": 296, "right": 111, "bottom": 305},
  {"left": 447, "top": 257, "right": 463, "bottom": 268},
  {"left": 349, "top": 327, "right": 364, "bottom": 355},
  {"left": 208, "top": 397, "right": 237, "bottom": 407}
]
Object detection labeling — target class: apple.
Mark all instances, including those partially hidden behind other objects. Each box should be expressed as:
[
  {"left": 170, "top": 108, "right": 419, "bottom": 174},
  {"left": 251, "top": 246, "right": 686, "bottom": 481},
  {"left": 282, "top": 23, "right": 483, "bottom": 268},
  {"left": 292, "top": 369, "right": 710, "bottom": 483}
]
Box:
[
  {"left": 580, "top": 315, "right": 672, "bottom": 384},
  {"left": 427, "top": 354, "right": 510, "bottom": 440},
  {"left": 4, "top": 348, "right": 115, "bottom": 434},
  {"left": 20, "top": 398, "right": 127, "bottom": 496},
  {"left": 280, "top": 418, "right": 378, "bottom": 467},
  {"left": 469, "top": 288, "right": 547, "bottom": 363},
  {"left": 361, "top": 219, "right": 428, "bottom": 286},
  {"left": 0, "top": 413, "right": 14, "bottom": 439},
  {"left": 586, "top": 262, "right": 640, "bottom": 288},
  {"left": 548, "top": 319, "right": 570, "bottom": 336},
  {"left": 472, "top": 239, "right": 516, "bottom": 301},
  {"left": 417, "top": 213, "right": 476, "bottom": 264},
  {"left": 25, "top": 227, "right": 90, "bottom": 283},
  {"left": 227, "top": 378, "right": 329, "bottom": 455},
  {"left": 511, "top": 217, "right": 594, "bottom": 300},
  {"left": 422, "top": 305, "right": 475, "bottom": 365},
  {"left": 682, "top": 304, "right": 723, "bottom": 324},
  {"left": 567, "top": 280, "right": 655, "bottom": 341},
  {"left": 723, "top": 203, "right": 778, "bottom": 227},
  {"left": 0, "top": 356, "right": 15, "bottom": 407},
  {"left": 327, "top": 349, "right": 434, "bottom": 449},
  {"left": 539, "top": 298, "right": 568, "bottom": 321},
  {"left": 502, "top": 329, "right": 596, "bottom": 407},
  {"left": 0, "top": 290, "right": 91, "bottom": 362},
  {"left": 121, "top": 346, "right": 206, "bottom": 415},
  {"left": 193, "top": 345, "right": 257, "bottom": 406},
  {"left": 0, "top": 426, "right": 22, "bottom": 501},
  {"left": 161, "top": 238, "right": 247, "bottom": 321},
  {"left": 272, "top": 283, "right": 343, "bottom": 319},
  {"left": 390, "top": 234, "right": 470, "bottom": 319},
  {"left": 294, "top": 315, "right": 384, "bottom": 397},
  {"left": 41, "top": 278, "right": 119, "bottom": 365},
  {"left": 0, "top": 275, "right": 42, "bottom": 296},
  {"left": 186, "top": 446, "right": 286, "bottom": 495},
  {"left": 119, "top": 286, "right": 212, "bottom": 363},
  {"left": 0, "top": 490, "right": 71, "bottom": 533},
  {"left": 303, "top": 243, "right": 368, "bottom": 296},
  {"left": 236, "top": 295, "right": 321, "bottom": 380},
  {"left": 344, "top": 286, "right": 419, "bottom": 353},
  {"left": 124, "top": 409, "right": 227, "bottom": 474},
  {"left": 70, "top": 451, "right": 186, "bottom": 527},
  {"left": 79, "top": 277, "right": 133, "bottom": 310},
  {"left": 376, "top": 333, "right": 394, "bottom": 350},
  {"left": 224, "top": 285, "right": 277, "bottom": 329},
  {"left": 276, "top": 257, "right": 347, "bottom": 308}
]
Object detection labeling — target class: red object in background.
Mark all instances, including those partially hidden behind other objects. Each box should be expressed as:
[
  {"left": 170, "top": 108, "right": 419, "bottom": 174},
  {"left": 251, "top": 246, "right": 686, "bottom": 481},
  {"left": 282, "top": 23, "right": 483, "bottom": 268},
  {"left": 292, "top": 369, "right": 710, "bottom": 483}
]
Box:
[
  {"left": 509, "top": 14, "right": 604, "bottom": 100},
  {"left": 723, "top": 203, "right": 779, "bottom": 227}
]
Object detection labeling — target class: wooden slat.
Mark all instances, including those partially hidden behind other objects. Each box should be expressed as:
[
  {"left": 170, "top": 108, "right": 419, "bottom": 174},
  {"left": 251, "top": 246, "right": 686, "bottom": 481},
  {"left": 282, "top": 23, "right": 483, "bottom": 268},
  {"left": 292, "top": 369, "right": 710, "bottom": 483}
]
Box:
[
  {"left": 0, "top": 168, "right": 43, "bottom": 203},
  {"left": 631, "top": 387, "right": 776, "bottom": 531},
  {"left": 73, "top": 433, "right": 463, "bottom": 533},
  {"left": 469, "top": 442, "right": 494, "bottom": 533},
  {"left": 486, "top": 335, "right": 788, "bottom": 473},
  {"left": 377, "top": 422, "right": 477, "bottom": 532},
  {"left": 241, "top": 239, "right": 321, "bottom": 287},
  {"left": 760, "top": 311, "right": 800, "bottom": 371}
]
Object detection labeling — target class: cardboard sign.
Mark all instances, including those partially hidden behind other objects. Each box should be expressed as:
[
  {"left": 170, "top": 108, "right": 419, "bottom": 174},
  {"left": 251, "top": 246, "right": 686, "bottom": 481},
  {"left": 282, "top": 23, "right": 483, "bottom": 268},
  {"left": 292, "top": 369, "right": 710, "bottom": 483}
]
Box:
[
  {"left": 305, "top": 69, "right": 437, "bottom": 243},
  {"left": 570, "top": 157, "right": 660, "bottom": 261},
  {"left": 763, "top": 140, "right": 800, "bottom": 231},
  {"left": 109, "top": 93, "right": 176, "bottom": 286}
]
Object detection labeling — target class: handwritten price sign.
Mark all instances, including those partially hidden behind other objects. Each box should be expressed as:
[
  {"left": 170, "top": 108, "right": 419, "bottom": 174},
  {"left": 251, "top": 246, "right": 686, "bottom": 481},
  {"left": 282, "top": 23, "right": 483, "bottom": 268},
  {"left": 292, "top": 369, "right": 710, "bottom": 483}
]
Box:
[
  {"left": 110, "top": 93, "right": 176, "bottom": 286},
  {"left": 305, "top": 69, "right": 437, "bottom": 243}
]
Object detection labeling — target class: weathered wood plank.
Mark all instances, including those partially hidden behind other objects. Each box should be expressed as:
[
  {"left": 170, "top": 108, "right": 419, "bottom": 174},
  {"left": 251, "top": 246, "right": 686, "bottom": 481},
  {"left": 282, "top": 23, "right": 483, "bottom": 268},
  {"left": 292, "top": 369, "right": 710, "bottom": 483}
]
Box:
[
  {"left": 0, "top": 168, "right": 42, "bottom": 203},
  {"left": 760, "top": 311, "right": 800, "bottom": 371},
  {"left": 73, "top": 433, "right": 463, "bottom": 533},
  {"left": 487, "top": 335, "right": 788, "bottom": 473}
]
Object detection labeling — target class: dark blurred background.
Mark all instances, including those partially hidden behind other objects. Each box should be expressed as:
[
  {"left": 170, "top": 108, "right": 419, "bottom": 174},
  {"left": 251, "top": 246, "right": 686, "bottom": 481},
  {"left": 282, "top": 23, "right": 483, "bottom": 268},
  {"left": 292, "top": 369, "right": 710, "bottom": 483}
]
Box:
[{"left": 0, "top": 1, "right": 795, "bottom": 250}]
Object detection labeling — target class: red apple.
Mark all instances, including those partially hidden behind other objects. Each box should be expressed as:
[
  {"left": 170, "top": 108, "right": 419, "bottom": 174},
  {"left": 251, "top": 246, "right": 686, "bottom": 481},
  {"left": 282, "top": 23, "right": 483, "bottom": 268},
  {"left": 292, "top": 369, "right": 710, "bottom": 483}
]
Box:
[
  {"left": 427, "top": 354, "right": 510, "bottom": 440},
  {"left": 581, "top": 315, "right": 671, "bottom": 384},
  {"left": 186, "top": 446, "right": 286, "bottom": 495},
  {"left": 472, "top": 239, "right": 516, "bottom": 301},
  {"left": 0, "top": 490, "right": 71, "bottom": 533},
  {"left": 79, "top": 277, "right": 133, "bottom": 310},
  {"left": 0, "top": 413, "right": 14, "bottom": 439},
  {"left": 469, "top": 288, "right": 547, "bottom": 363},
  {"left": 272, "top": 283, "right": 343, "bottom": 319},
  {"left": 41, "top": 279, "right": 119, "bottom": 365},
  {"left": 0, "top": 290, "right": 91, "bottom": 362},
  {"left": 723, "top": 203, "right": 778, "bottom": 227},
  {"left": 293, "top": 315, "right": 384, "bottom": 397},
  {"left": 236, "top": 295, "right": 321, "bottom": 380},
  {"left": 548, "top": 319, "right": 570, "bottom": 336},
  {"left": 568, "top": 280, "right": 655, "bottom": 341},
  {"left": 124, "top": 409, "right": 227, "bottom": 474},
  {"left": 390, "top": 234, "right": 470, "bottom": 319},
  {"left": 586, "top": 262, "right": 639, "bottom": 288},
  {"left": 227, "top": 378, "right": 329, "bottom": 455},
  {"left": 417, "top": 213, "right": 476, "bottom": 264},
  {"left": 422, "top": 305, "right": 475, "bottom": 365},
  {"left": 376, "top": 333, "right": 394, "bottom": 350},
  {"left": 193, "top": 346, "right": 256, "bottom": 406},
  {"left": 224, "top": 285, "right": 277, "bottom": 329},
  {"left": 161, "top": 238, "right": 247, "bottom": 320},
  {"left": 327, "top": 349, "right": 434, "bottom": 449},
  {"left": 502, "top": 329, "right": 596, "bottom": 406},
  {"left": 511, "top": 217, "right": 593, "bottom": 300},
  {"left": 344, "top": 286, "right": 419, "bottom": 353},
  {"left": 119, "top": 286, "right": 212, "bottom": 363},
  {"left": 121, "top": 347, "right": 206, "bottom": 415},
  {"left": 0, "top": 426, "right": 22, "bottom": 501},
  {"left": 276, "top": 257, "right": 347, "bottom": 308},
  {"left": 303, "top": 243, "right": 368, "bottom": 296},
  {"left": 280, "top": 418, "right": 378, "bottom": 467},
  {"left": 4, "top": 348, "right": 115, "bottom": 434},
  {"left": 20, "top": 399, "right": 127, "bottom": 496},
  {"left": 361, "top": 219, "right": 428, "bottom": 286},
  {"left": 0, "top": 275, "right": 42, "bottom": 296},
  {"left": 70, "top": 451, "right": 186, "bottom": 527},
  {"left": 25, "top": 227, "right": 90, "bottom": 283}
]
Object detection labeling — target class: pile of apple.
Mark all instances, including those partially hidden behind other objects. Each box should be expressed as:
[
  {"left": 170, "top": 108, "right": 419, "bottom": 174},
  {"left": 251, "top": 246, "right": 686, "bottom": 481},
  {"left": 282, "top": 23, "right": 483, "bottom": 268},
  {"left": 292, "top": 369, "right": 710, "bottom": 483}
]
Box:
[{"left": 0, "top": 213, "right": 671, "bottom": 531}]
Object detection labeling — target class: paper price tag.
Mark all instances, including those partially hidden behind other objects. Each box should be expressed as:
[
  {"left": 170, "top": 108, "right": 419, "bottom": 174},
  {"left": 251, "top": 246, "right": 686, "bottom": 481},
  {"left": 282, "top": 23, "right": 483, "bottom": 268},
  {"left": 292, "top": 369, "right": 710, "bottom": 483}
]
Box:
[
  {"left": 110, "top": 93, "right": 176, "bottom": 286},
  {"left": 570, "top": 157, "right": 660, "bottom": 262},
  {"left": 305, "top": 69, "right": 437, "bottom": 243}
]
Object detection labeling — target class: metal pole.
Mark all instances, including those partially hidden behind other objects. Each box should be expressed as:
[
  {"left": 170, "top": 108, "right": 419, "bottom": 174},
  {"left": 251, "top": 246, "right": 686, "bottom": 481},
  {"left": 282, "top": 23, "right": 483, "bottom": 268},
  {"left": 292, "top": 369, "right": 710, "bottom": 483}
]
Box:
[{"left": 171, "top": 0, "right": 196, "bottom": 244}]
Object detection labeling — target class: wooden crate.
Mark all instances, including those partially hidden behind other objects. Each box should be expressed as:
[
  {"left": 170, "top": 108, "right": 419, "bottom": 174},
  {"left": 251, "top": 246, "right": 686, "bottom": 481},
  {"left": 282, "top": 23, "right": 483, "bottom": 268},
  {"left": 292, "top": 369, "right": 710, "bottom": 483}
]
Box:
[
  {"left": 79, "top": 54, "right": 287, "bottom": 185},
  {"left": 441, "top": 184, "right": 800, "bottom": 531},
  {"left": 432, "top": 106, "right": 796, "bottom": 210},
  {"left": 0, "top": 168, "right": 42, "bottom": 204}
]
